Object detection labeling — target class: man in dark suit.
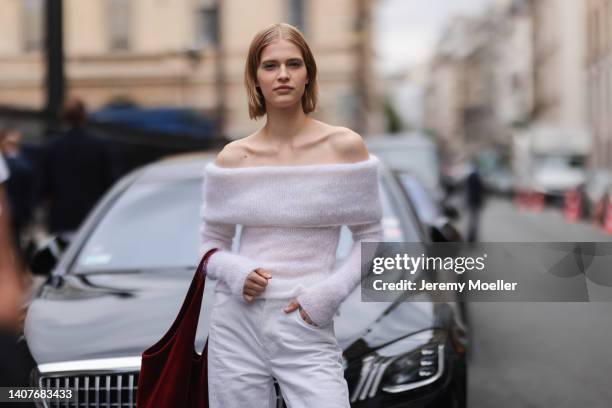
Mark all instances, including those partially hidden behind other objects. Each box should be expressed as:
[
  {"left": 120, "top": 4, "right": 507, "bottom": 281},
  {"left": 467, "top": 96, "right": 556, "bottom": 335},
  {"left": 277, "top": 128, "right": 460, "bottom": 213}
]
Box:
[
  {"left": 465, "top": 161, "right": 485, "bottom": 243},
  {"left": 39, "top": 98, "right": 115, "bottom": 236}
]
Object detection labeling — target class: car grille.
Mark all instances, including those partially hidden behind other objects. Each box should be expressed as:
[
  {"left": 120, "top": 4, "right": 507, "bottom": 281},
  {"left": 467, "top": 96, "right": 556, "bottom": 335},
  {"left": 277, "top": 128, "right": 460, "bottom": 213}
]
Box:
[
  {"left": 39, "top": 373, "right": 138, "bottom": 408},
  {"left": 38, "top": 372, "right": 287, "bottom": 408}
]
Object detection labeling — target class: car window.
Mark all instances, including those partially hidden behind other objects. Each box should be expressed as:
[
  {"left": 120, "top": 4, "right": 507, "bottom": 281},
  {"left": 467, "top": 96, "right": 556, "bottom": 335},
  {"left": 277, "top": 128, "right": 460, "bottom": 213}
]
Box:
[
  {"left": 396, "top": 173, "right": 439, "bottom": 224},
  {"left": 369, "top": 147, "right": 439, "bottom": 191},
  {"left": 73, "top": 180, "right": 203, "bottom": 273},
  {"left": 72, "top": 175, "right": 421, "bottom": 273}
]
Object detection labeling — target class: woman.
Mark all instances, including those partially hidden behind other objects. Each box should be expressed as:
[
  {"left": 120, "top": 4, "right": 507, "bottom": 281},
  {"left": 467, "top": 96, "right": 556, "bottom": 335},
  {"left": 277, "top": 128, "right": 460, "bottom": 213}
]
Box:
[{"left": 200, "top": 23, "right": 384, "bottom": 407}]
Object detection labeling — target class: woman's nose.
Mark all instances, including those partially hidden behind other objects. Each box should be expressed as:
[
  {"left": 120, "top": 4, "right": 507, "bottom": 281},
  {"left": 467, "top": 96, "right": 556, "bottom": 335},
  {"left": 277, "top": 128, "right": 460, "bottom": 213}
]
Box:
[{"left": 278, "top": 64, "right": 289, "bottom": 79}]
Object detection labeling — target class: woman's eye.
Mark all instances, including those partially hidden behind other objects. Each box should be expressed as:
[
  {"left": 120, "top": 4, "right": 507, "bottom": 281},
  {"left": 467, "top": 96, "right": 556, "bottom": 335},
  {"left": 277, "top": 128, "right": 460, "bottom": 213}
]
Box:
[
  {"left": 289, "top": 61, "right": 302, "bottom": 67},
  {"left": 263, "top": 64, "right": 276, "bottom": 70}
]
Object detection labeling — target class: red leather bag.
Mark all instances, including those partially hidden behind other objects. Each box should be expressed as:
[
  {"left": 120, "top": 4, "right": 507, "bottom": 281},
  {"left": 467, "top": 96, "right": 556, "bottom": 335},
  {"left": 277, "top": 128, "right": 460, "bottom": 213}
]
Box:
[{"left": 136, "top": 248, "right": 219, "bottom": 407}]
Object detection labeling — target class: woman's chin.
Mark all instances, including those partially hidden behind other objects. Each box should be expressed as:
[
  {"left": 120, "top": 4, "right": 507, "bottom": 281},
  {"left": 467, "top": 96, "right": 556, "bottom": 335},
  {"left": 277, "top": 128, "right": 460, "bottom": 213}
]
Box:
[{"left": 268, "top": 99, "right": 302, "bottom": 110}]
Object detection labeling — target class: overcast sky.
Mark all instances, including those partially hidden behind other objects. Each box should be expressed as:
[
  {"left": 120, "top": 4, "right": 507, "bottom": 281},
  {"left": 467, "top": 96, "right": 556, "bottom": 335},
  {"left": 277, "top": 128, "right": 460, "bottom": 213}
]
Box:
[{"left": 374, "top": 0, "right": 494, "bottom": 74}]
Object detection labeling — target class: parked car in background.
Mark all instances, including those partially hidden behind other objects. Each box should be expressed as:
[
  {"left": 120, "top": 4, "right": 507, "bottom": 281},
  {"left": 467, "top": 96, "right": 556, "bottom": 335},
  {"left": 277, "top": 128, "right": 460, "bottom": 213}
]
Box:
[
  {"left": 471, "top": 149, "right": 514, "bottom": 197},
  {"left": 512, "top": 126, "right": 590, "bottom": 206},
  {"left": 532, "top": 156, "right": 586, "bottom": 205},
  {"left": 23, "top": 153, "right": 468, "bottom": 408},
  {"left": 365, "top": 134, "right": 461, "bottom": 242},
  {"left": 480, "top": 168, "right": 514, "bottom": 196},
  {"left": 90, "top": 105, "right": 217, "bottom": 139},
  {"left": 366, "top": 133, "right": 443, "bottom": 202},
  {"left": 581, "top": 169, "right": 612, "bottom": 221},
  {"left": 394, "top": 172, "right": 462, "bottom": 243}
]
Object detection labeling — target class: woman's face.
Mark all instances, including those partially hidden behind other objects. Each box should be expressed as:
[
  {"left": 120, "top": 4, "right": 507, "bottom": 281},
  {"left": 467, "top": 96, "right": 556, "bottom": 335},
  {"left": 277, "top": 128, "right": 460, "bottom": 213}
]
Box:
[{"left": 256, "top": 38, "right": 309, "bottom": 110}]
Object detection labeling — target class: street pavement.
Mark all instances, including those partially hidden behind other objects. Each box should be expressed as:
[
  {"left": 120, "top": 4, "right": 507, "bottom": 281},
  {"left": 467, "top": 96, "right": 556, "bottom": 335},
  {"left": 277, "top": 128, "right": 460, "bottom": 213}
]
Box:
[{"left": 461, "top": 197, "right": 612, "bottom": 407}]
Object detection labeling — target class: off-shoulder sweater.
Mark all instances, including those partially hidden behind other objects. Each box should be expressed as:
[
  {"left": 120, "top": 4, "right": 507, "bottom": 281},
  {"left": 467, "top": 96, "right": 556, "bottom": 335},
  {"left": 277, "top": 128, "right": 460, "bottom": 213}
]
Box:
[{"left": 199, "top": 155, "right": 384, "bottom": 327}]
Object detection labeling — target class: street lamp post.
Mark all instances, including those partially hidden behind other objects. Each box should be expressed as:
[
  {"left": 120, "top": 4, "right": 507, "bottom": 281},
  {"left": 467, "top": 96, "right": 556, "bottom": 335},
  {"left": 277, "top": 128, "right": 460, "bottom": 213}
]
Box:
[
  {"left": 214, "top": 1, "right": 225, "bottom": 141},
  {"left": 45, "top": 0, "right": 65, "bottom": 123}
]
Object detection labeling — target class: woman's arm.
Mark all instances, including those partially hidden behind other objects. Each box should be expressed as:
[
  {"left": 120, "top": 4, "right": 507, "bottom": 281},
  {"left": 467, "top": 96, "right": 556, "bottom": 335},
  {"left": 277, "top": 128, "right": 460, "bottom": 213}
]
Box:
[
  {"left": 199, "top": 219, "right": 260, "bottom": 300},
  {"left": 296, "top": 129, "right": 383, "bottom": 326},
  {"left": 199, "top": 145, "right": 262, "bottom": 299},
  {"left": 296, "top": 220, "right": 384, "bottom": 327}
]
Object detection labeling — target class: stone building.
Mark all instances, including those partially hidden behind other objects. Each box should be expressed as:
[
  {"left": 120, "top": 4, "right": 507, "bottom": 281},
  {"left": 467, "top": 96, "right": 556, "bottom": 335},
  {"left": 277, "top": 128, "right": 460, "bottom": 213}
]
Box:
[{"left": 0, "top": 0, "right": 380, "bottom": 139}]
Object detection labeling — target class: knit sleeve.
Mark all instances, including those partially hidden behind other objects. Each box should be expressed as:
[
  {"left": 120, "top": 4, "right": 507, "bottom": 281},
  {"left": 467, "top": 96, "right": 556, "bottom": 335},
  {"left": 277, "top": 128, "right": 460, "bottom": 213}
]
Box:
[
  {"left": 199, "top": 169, "right": 260, "bottom": 300},
  {"left": 296, "top": 219, "right": 384, "bottom": 327},
  {"left": 199, "top": 218, "right": 260, "bottom": 300}
]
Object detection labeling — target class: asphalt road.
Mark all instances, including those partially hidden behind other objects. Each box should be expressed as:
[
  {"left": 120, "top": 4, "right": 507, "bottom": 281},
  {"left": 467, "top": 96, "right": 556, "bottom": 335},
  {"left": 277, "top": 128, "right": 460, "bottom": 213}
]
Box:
[{"left": 461, "top": 197, "right": 612, "bottom": 407}]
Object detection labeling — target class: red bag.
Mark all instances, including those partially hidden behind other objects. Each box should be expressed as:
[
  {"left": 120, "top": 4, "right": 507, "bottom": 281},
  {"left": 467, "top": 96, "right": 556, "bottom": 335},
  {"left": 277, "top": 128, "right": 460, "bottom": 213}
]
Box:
[{"left": 136, "top": 248, "right": 219, "bottom": 408}]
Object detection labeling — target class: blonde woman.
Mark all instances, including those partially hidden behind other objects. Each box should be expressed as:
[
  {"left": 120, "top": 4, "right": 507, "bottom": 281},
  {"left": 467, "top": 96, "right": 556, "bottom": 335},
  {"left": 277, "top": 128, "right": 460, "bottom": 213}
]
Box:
[{"left": 200, "top": 23, "right": 383, "bottom": 407}]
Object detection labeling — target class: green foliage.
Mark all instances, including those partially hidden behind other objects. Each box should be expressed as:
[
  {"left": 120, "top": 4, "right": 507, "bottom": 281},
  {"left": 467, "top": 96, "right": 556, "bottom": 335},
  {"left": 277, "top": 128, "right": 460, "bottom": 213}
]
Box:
[{"left": 383, "top": 97, "right": 403, "bottom": 133}]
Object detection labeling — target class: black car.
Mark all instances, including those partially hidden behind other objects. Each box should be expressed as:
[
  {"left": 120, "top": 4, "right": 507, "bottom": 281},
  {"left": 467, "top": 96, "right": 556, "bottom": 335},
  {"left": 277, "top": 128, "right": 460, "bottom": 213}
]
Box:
[
  {"left": 24, "top": 153, "right": 468, "bottom": 407},
  {"left": 393, "top": 172, "right": 463, "bottom": 243}
]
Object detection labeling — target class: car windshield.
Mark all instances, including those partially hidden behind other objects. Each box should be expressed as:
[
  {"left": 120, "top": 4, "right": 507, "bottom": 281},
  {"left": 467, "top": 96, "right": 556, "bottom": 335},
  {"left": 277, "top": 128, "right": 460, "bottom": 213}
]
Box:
[
  {"left": 72, "top": 175, "right": 420, "bottom": 274},
  {"left": 370, "top": 147, "right": 439, "bottom": 191},
  {"left": 535, "top": 155, "right": 584, "bottom": 169},
  {"left": 396, "top": 173, "right": 438, "bottom": 224}
]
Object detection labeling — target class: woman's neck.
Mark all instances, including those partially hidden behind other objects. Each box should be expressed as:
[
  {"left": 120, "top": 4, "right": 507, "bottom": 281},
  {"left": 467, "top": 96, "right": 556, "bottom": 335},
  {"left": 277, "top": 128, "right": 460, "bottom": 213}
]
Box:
[{"left": 261, "top": 104, "right": 312, "bottom": 147}]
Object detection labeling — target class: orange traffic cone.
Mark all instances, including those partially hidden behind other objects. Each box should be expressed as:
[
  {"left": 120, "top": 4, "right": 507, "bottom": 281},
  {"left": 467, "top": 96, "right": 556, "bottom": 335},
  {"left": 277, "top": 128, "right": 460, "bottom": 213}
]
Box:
[
  {"left": 603, "top": 198, "right": 612, "bottom": 234},
  {"left": 529, "top": 191, "right": 545, "bottom": 213},
  {"left": 592, "top": 197, "right": 605, "bottom": 226},
  {"left": 514, "top": 189, "right": 527, "bottom": 210},
  {"left": 563, "top": 190, "right": 581, "bottom": 223}
]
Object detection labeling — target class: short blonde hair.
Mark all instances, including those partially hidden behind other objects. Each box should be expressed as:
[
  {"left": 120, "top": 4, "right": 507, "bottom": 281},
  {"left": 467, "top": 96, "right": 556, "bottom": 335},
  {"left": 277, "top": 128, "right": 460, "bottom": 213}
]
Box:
[{"left": 244, "top": 23, "right": 318, "bottom": 120}]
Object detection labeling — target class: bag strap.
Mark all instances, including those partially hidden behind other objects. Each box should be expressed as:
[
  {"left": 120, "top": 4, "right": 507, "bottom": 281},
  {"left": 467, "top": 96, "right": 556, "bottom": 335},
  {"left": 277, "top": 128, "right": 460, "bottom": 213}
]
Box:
[
  {"left": 142, "top": 248, "right": 218, "bottom": 357},
  {"left": 177, "top": 248, "right": 218, "bottom": 338}
]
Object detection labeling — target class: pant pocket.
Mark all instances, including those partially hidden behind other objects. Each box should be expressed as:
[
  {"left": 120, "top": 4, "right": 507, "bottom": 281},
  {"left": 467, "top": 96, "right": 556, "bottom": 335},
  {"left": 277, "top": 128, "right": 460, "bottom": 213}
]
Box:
[{"left": 294, "top": 309, "right": 324, "bottom": 331}]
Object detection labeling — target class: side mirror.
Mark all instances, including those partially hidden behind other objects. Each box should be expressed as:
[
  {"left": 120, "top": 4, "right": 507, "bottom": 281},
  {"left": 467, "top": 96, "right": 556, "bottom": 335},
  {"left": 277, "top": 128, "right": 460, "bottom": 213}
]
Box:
[
  {"left": 441, "top": 203, "right": 460, "bottom": 220},
  {"left": 430, "top": 221, "right": 463, "bottom": 243},
  {"left": 29, "top": 236, "right": 70, "bottom": 276}
]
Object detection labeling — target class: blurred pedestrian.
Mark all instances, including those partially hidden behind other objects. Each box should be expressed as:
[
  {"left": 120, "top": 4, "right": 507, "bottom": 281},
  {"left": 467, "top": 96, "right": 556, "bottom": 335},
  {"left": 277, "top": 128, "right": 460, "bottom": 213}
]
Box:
[
  {"left": 465, "top": 160, "right": 485, "bottom": 243},
  {"left": 0, "top": 152, "right": 30, "bottom": 387},
  {"left": 440, "top": 163, "right": 456, "bottom": 202},
  {"left": 39, "top": 97, "right": 114, "bottom": 238},
  {"left": 1, "top": 127, "right": 35, "bottom": 255}
]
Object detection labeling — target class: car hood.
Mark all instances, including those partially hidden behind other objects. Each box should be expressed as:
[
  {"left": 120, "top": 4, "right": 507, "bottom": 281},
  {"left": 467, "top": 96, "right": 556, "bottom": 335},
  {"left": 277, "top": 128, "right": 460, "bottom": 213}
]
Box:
[
  {"left": 25, "top": 270, "right": 438, "bottom": 366},
  {"left": 534, "top": 167, "right": 586, "bottom": 191}
]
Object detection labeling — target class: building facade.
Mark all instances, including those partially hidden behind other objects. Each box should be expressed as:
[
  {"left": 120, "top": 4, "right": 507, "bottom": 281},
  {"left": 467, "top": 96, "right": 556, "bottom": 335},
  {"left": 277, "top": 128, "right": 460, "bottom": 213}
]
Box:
[
  {"left": 531, "top": 0, "right": 587, "bottom": 129},
  {"left": 424, "top": 16, "right": 475, "bottom": 158},
  {"left": 586, "top": 0, "right": 612, "bottom": 168},
  {"left": 424, "top": 0, "right": 557, "bottom": 162},
  {"left": 0, "top": 0, "right": 380, "bottom": 139}
]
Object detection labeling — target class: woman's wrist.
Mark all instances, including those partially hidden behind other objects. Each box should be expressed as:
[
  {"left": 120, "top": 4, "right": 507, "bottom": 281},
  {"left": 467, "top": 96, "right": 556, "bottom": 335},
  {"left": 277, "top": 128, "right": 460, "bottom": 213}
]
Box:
[{"left": 297, "top": 288, "right": 339, "bottom": 328}]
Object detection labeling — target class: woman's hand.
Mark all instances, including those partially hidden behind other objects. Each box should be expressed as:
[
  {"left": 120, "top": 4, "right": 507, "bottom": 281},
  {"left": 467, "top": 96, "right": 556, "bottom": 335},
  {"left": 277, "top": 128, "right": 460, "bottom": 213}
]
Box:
[
  {"left": 284, "top": 299, "right": 317, "bottom": 326},
  {"left": 243, "top": 268, "right": 272, "bottom": 302}
]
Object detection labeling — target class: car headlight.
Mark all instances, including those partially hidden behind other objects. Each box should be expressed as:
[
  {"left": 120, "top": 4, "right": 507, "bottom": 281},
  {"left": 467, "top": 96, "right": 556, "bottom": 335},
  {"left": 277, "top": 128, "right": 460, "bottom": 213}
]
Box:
[
  {"left": 381, "top": 343, "right": 443, "bottom": 392},
  {"left": 349, "top": 330, "right": 445, "bottom": 402}
]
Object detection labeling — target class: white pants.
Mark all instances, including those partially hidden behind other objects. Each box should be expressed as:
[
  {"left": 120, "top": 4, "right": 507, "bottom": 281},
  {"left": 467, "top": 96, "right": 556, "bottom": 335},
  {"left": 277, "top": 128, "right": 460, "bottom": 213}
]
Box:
[{"left": 207, "top": 289, "right": 350, "bottom": 408}]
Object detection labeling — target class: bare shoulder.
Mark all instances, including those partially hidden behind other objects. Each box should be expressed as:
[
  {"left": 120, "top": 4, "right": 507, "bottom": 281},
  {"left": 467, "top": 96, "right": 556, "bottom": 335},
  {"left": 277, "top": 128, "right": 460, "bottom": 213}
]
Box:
[
  {"left": 214, "top": 139, "right": 248, "bottom": 168},
  {"left": 328, "top": 126, "right": 369, "bottom": 163}
]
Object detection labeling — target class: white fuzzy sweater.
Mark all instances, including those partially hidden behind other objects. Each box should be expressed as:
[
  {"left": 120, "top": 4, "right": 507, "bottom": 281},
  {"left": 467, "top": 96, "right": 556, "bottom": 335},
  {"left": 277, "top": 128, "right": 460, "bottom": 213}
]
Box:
[{"left": 199, "top": 155, "right": 384, "bottom": 327}]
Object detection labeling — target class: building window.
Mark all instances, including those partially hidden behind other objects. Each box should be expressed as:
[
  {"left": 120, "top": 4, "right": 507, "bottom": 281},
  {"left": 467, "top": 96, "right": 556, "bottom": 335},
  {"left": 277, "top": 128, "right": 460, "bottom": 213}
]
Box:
[
  {"left": 195, "top": 0, "right": 219, "bottom": 48},
  {"left": 287, "top": 0, "right": 305, "bottom": 34},
  {"left": 107, "top": 0, "right": 131, "bottom": 50},
  {"left": 22, "top": 0, "right": 44, "bottom": 52}
]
